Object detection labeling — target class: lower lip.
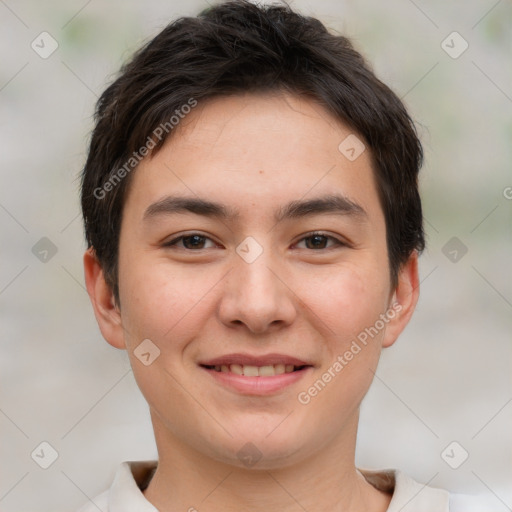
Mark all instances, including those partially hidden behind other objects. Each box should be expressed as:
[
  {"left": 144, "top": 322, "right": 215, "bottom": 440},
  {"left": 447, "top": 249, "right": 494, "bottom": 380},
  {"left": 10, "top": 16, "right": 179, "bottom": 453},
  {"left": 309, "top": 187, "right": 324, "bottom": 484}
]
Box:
[{"left": 201, "top": 366, "right": 313, "bottom": 395}]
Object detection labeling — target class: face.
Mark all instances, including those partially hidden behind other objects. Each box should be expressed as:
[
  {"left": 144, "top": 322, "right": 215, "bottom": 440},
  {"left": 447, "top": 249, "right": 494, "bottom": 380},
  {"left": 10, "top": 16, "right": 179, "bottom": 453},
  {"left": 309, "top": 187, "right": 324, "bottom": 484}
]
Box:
[{"left": 85, "top": 92, "right": 418, "bottom": 469}]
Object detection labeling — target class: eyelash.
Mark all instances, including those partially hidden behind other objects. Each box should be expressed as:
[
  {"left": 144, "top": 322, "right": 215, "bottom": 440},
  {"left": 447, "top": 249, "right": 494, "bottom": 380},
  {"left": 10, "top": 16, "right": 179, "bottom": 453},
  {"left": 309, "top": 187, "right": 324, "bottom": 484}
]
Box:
[{"left": 163, "top": 232, "right": 346, "bottom": 251}]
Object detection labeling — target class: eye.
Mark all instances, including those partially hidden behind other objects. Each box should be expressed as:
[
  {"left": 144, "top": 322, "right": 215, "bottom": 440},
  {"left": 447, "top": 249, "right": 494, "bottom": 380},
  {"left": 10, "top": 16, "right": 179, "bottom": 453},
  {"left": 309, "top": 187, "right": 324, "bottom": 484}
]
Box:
[
  {"left": 163, "top": 232, "right": 345, "bottom": 251},
  {"left": 295, "top": 232, "right": 344, "bottom": 250},
  {"left": 164, "top": 234, "right": 217, "bottom": 250}
]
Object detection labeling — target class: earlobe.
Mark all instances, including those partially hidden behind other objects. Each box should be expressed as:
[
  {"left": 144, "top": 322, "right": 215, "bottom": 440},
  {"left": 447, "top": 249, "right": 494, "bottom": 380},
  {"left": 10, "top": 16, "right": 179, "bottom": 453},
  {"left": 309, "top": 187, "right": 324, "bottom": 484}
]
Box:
[
  {"left": 382, "top": 251, "right": 420, "bottom": 348},
  {"left": 83, "top": 248, "right": 126, "bottom": 350}
]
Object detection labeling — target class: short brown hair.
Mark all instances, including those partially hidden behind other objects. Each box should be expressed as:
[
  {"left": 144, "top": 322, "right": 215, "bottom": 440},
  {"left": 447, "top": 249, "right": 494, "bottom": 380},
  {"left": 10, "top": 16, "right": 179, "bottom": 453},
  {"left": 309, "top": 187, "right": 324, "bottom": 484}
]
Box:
[{"left": 81, "top": 0, "right": 424, "bottom": 302}]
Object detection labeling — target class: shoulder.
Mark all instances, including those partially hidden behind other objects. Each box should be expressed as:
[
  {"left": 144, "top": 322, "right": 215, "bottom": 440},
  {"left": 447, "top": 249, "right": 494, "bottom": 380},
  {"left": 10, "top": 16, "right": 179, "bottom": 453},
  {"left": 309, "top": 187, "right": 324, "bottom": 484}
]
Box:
[
  {"left": 73, "top": 460, "right": 158, "bottom": 512},
  {"left": 392, "top": 470, "right": 450, "bottom": 511},
  {"left": 75, "top": 490, "right": 109, "bottom": 512},
  {"left": 360, "top": 468, "right": 489, "bottom": 512},
  {"left": 449, "top": 491, "right": 498, "bottom": 512}
]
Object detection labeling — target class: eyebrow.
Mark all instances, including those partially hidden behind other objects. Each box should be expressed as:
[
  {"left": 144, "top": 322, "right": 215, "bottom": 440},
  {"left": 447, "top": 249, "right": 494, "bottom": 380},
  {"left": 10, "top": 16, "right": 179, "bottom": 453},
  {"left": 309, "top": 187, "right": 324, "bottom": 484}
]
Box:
[{"left": 143, "top": 194, "right": 367, "bottom": 223}]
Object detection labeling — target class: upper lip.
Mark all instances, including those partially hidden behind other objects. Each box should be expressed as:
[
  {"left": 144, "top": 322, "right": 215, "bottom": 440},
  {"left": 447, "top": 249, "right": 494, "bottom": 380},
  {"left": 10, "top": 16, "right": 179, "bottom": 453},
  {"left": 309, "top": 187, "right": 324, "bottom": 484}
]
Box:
[{"left": 199, "top": 353, "right": 313, "bottom": 367}]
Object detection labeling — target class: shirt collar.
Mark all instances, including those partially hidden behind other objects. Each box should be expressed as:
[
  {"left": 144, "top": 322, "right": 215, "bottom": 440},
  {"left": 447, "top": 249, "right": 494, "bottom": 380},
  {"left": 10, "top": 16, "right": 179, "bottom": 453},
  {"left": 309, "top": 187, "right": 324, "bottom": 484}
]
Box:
[
  {"left": 360, "top": 468, "right": 450, "bottom": 512},
  {"left": 107, "top": 461, "right": 449, "bottom": 512},
  {"left": 109, "top": 461, "right": 159, "bottom": 512}
]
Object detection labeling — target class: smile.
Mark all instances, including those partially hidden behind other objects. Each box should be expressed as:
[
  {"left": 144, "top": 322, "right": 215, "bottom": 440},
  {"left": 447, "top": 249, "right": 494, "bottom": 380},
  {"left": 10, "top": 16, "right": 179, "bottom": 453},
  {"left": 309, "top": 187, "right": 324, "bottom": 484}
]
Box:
[
  {"left": 199, "top": 354, "right": 314, "bottom": 395},
  {"left": 202, "top": 363, "right": 307, "bottom": 377}
]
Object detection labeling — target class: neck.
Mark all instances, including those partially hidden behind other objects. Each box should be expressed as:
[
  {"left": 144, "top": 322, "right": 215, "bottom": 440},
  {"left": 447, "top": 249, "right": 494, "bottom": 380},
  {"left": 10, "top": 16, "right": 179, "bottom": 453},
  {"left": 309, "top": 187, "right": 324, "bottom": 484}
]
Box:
[{"left": 143, "top": 410, "right": 391, "bottom": 512}]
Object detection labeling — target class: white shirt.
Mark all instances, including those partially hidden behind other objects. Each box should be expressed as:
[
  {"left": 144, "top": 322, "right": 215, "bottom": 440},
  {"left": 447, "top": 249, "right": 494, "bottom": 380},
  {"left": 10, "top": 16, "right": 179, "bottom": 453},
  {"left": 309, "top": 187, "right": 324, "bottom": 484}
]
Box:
[{"left": 76, "top": 461, "right": 485, "bottom": 512}]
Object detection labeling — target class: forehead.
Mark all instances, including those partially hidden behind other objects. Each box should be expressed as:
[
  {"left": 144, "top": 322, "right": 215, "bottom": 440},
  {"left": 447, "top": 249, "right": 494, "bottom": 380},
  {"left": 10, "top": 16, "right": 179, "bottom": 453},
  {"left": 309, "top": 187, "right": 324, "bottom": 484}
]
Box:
[{"left": 123, "top": 92, "right": 383, "bottom": 224}]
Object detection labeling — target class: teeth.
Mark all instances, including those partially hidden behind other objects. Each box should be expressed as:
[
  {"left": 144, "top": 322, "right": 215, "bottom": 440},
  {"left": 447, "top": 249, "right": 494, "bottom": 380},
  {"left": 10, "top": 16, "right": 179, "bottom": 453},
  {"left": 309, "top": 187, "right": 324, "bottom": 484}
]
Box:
[
  {"left": 258, "top": 365, "right": 276, "bottom": 376},
  {"left": 274, "top": 364, "right": 285, "bottom": 375},
  {"left": 243, "top": 365, "right": 259, "bottom": 377},
  {"left": 213, "top": 363, "right": 302, "bottom": 376},
  {"left": 231, "top": 364, "right": 243, "bottom": 375}
]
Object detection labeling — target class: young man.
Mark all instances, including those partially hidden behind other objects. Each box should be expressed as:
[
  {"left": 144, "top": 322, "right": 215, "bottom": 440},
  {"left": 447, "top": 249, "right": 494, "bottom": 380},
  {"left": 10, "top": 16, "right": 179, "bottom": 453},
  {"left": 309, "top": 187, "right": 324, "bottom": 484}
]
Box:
[{"left": 79, "top": 1, "right": 469, "bottom": 510}]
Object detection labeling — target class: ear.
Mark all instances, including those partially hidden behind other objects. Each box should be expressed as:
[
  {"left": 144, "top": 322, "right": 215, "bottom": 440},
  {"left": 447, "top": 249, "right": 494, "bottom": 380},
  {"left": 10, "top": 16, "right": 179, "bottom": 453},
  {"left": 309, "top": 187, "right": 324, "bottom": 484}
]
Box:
[
  {"left": 83, "top": 248, "right": 126, "bottom": 349},
  {"left": 381, "top": 251, "right": 420, "bottom": 349}
]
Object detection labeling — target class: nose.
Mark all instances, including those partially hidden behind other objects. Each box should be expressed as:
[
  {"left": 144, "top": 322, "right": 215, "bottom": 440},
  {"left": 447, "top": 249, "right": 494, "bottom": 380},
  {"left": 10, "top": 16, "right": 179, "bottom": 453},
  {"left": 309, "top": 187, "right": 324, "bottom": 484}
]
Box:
[{"left": 217, "top": 252, "right": 297, "bottom": 334}]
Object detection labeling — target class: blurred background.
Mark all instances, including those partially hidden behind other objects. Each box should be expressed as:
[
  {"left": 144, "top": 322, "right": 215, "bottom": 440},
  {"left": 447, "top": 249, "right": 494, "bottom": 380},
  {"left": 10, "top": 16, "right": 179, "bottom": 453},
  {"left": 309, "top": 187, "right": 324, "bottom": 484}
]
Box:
[{"left": 1, "top": 0, "right": 511, "bottom": 510}]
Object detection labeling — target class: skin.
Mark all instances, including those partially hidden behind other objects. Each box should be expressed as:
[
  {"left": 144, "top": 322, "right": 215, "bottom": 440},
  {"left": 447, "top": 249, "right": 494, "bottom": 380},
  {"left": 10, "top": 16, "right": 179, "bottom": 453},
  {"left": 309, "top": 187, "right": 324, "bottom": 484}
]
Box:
[{"left": 84, "top": 92, "right": 419, "bottom": 512}]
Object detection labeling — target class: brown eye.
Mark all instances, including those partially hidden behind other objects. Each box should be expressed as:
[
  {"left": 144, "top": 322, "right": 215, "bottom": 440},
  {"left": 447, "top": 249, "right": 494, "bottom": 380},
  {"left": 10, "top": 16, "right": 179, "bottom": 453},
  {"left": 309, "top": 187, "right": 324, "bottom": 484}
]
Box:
[
  {"left": 305, "top": 234, "right": 329, "bottom": 249},
  {"left": 164, "top": 234, "right": 216, "bottom": 250},
  {"left": 296, "top": 233, "right": 342, "bottom": 250},
  {"left": 182, "top": 235, "right": 207, "bottom": 249}
]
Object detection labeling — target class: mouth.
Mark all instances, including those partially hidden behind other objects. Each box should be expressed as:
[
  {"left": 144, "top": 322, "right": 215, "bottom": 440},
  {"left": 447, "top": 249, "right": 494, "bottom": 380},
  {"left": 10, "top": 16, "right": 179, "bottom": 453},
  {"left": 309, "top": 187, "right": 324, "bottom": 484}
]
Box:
[
  {"left": 200, "top": 363, "right": 310, "bottom": 377},
  {"left": 198, "top": 354, "right": 314, "bottom": 395}
]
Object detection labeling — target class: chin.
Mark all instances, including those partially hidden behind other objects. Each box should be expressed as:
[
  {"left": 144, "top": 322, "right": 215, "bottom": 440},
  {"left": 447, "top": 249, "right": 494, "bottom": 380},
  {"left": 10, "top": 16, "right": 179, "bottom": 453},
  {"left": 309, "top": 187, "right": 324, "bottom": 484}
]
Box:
[
  {"left": 206, "top": 418, "right": 313, "bottom": 470},
  {"left": 220, "top": 441, "right": 308, "bottom": 471}
]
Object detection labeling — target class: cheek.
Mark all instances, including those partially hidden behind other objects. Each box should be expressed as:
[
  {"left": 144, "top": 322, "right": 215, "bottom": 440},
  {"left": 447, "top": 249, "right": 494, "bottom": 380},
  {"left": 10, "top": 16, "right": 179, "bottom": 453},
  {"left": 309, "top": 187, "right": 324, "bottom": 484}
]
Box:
[
  {"left": 295, "top": 269, "right": 388, "bottom": 419},
  {"left": 118, "top": 255, "right": 218, "bottom": 349},
  {"left": 116, "top": 259, "right": 216, "bottom": 417},
  {"left": 293, "top": 261, "right": 390, "bottom": 407},
  {"left": 297, "top": 261, "right": 390, "bottom": 346},
  {"left": 304, "top": 264, "right": 391, "bottom": 406}
]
